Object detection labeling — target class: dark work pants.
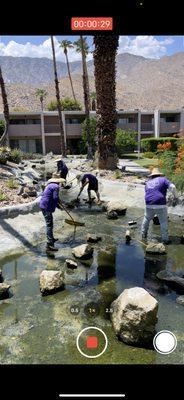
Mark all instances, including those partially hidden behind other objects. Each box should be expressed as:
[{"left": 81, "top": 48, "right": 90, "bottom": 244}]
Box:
[{"left": 42, "top": 210, "right": 54, "bottom": 246}]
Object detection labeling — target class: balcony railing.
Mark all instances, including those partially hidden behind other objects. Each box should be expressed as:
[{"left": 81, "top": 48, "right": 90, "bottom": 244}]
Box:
[
  {"left": 44, "top": 124, "right": 60, "bottom": 133},
  {"left": 117, "top": 123, "right": 138, "bottom": 131},
  {"left": 160, "top": 122, "right": 180, "bottom": 133},
  {"left": 8, "top": 124, "right": 41, "bottom": 137},
  {"left": 141, "top": 123, "right": 154, "bottom": 131}
]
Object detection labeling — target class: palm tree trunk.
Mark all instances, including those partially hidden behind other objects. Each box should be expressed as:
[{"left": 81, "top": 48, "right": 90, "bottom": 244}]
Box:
[
  {"left": 80, "top": 35, "right": 92, "bottom": 159},
  {"left": 65, "top": 51, "right": 77, "bottom": 102},
  {"left": 0, "top": 66, "right": 10, "bottom": 146},
  {"left": 50, "top": 36, "right": 66, "bottom": 156},
  {"left": 93, "top": 35, "right": 119, "bottom": 170}
]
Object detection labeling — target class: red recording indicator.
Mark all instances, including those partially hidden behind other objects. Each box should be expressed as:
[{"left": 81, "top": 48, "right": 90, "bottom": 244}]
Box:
[
  {"left": 86, "top": 336, "right": 98, "bottom": 349},
  {"left": 71, "top": 17, "right": 113, "bottom": 31}
]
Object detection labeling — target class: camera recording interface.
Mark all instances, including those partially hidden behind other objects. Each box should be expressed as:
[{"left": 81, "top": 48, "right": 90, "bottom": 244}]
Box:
[{"left": 0, "top": 4, "right": 183, "bottom": 399}]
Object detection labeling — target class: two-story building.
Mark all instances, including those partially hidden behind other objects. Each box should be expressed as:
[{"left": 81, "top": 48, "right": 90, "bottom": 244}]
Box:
[{"left": 1, "top": 108, "right": 184, "bottom": 154}]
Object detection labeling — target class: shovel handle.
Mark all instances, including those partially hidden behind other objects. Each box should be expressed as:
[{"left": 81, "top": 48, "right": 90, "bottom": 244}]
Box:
[{"left": 59, "top": 202, "right": 75, "bottom": 222}]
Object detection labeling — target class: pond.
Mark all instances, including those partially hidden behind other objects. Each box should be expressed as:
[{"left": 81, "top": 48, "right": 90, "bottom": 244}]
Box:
[{"left": 0, "top": 207, "right": 184, "bottom": 364}]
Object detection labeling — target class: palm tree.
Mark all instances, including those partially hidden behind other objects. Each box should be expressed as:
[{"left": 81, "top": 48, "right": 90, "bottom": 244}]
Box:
[
  {"left": 59, "top": 40, "right": 77, "bottom": 102},
  {"left": 0, "top": 66, "right": 10, "bottom": 146},
  {"left": 90, "top": 92, "right": 96, "bottom": 111},
  {"left": 35, "top": 89, "right": 47, "bottom": 111},
  {"left": 50, "top": 36, "right": 66, "bottom": 156},
  {"left": 74, "top": 36, "right": 92, "bottom": 159},
  {"left": 93, "top": 35, "right": 119, "bottom": 170}
]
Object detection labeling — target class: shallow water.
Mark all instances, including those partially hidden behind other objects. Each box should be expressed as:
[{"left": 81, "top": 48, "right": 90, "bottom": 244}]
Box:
[{"left": 0, "top": 207, "right": 184, "bottom": 364}]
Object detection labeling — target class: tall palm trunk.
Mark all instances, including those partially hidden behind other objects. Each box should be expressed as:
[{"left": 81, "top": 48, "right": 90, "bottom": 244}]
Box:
[
  {"left": 50, "top": 36, "right": 66, "bottom": 156},
  {"left": 80, "top": 35, "right": 92, "bottom": 159},
  {"left": 0, "top": 66, "right": 10, "bottom": 146},
  {"left": 93, "top": 35, "right": 119, "bottom": 170},
  {"left": 64, "top": 49, "right": 77, "bottom": 102}
]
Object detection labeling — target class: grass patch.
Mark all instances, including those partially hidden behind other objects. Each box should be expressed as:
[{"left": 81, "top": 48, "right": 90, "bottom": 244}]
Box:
[
  {"left": 0, "top": 191, "right": 9, "bottom": 201},
  {"left": 135, "top": 158, "right": 159, "bottom": 168},
  {"left": 6, "top": 179, "right": 19, "bottom": 189}
]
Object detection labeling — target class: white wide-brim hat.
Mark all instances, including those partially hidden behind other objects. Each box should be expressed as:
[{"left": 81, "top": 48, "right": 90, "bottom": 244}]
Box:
[
  {"left": 148, "top": 168, "right": 164, "bottom": 177},
  {"left": 47, "top": 172, "right": 66, "bottom": 184}
]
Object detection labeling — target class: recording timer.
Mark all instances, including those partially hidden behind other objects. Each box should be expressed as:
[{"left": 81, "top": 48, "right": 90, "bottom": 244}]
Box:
[{"left": 71, "top": 17, "right": 113, "bottom": 31}]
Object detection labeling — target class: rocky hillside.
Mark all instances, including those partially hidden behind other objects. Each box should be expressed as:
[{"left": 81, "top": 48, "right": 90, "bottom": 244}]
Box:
[{"left": 0, "top": 52, "right": 184, "bottom": 112}]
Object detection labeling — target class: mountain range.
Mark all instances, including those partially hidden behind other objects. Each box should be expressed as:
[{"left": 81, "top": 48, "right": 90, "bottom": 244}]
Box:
[{"left": 0, "top": 52, "right": 184, "bottom": 112}]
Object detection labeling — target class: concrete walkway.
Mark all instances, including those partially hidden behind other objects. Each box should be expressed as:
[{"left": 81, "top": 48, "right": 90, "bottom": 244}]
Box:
[{"left": 118, "top": 158, "right": 150, "bottom": 175}]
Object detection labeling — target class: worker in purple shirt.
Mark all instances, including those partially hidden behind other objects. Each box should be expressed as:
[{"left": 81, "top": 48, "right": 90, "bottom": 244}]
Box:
[
  {"left": 141, "top": 168, "right": 178, "bottom": 244},
  {"left": 54, "top": 157, "right": 68, "bottom": 180},
  {"left": 39, "top": 172, "right": 66, "bottom": 252},
  {"left": 76, "top": 173, "right": 101, "bottom": 204}
]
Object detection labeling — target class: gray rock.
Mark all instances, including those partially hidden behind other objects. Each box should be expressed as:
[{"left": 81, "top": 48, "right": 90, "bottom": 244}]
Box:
[
  {"left": 111, "top": 287, "right": 158, "bottom": 345},
  {"left": 72, "top": 244, "right": 94, "bottom": 259},
  {"left": 107, "top": 211, "right": 118, "bottom": 220},
  {"left": 146, "top": 243, "right": 166, "bottom": 254},
  {"left": 40, "top": 270, "right": 64, "bottom": 295},
  {"left": 157, "top": 270, "right": 184, "bottom": 289},
  {"left": 176, "top": 296, "right": 184, "bottom": 305},
  {"left": 106, "top": 200, "right": 127, "bottom": 215},
  {"left": 65, "top": 259, "right": 78, "bottom": 269},
  {"left": 0, "top": 283, "right": 11, "bottom": 299},
  {"left": 86, "top": 234, "right": 102, "bottom": 243}
]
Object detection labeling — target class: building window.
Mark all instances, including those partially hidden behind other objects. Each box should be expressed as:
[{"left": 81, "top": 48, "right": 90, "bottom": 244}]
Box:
[
  {"left": 10, "top": 119, "right": 26, "bottom": 124},
  {"left": 66, "top": 118, "right": 80, "bottom": 124},
  {"left": 26, "top": 119, "right": 41, "bottom": 124},
  {"left": 165, "top": 116, "right": 177, "bottom": 123}
]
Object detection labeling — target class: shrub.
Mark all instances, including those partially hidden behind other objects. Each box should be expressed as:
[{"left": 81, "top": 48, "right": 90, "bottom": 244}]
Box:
[
  {"left": 141, "top": 137, "right": 178, "bottom": 152},
  {"left": 47, "top": 97, "right": 82, "bottom": 111},
  {"left": 0, "top": 146, "right": 11, "bottom": 164},
  {"left": 115, "top": 129, "right": 137, "bottom": 156},
  {"left": 143, "top": 151, "right": 156, "bottom": 159},
  {"left": 171, "top": 172, "right": 184, "bottom": 193},
  {"left": 0, "top": 191, "right": 9, "bottom": 202},
  {"left": 0, "top": 120, "right": 5, "bottom": 137},
  {"left": 6, "top": 179, "right": 19, "bottom": 189},
  {"left": 158, "top": 150, "right": 177, "bottom": 179},
  {"left": 113, "top": 169, "right": 123, "bottom": 179},
  {"left": 78, "top": 117, "right": 97, "bottom": 155},
  {"left": 8, "top": 148, "right": 23, "bottom": 164}
]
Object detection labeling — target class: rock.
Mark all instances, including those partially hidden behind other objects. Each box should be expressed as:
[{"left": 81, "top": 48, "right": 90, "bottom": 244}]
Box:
[
  {"left": 0, "top": 283, "right": 11, "bottom": 299},
  {"left": 107, "top": 211, "right": 118, "bottom": 220},
  {"left": 146, "top": 243, "right": 166, "bottom": 254},
  {"left": 72, "top": 244, "right": 94, "bottom": 259},
  {"left": 65, "top": 259, "right": 78, "bottom": 269},
  {"left": 106, "top": 200, "right": 127, "bottom": 215},
  {"left": 86, "top": 234, "right": 102, "bottom": 243},
  {"left": 157, "top": 270, "right": 184, "bottom": 290},
  {"left": 111, "top": 287, "right": 158, "bottom": 345},
  {"left": 176, "top": 296, "right": 184, "bottom": 305},
  {"left": 40, "top": 270, "right": 64, "bottom": 295},
  {"left": 22, "top": 193, "right": 28, "bottom": 198}
]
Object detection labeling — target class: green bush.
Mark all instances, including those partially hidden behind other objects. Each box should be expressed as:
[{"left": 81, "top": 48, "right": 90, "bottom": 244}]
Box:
[
  {"left": 0, "top": 191, "right": 9, "bottom": 201},
  {"left": 78, "top": 117, "right": 97, "bottom": 155},
  {"left": 171, "top": 172, "right": 184, "bottom": 193},
  {"left": 115, "top": 129, "right": 137, "bottom": 156},
  {"left": 141, "top": 137, "right": 178, "bottom": 152},
  {"left": 0, "top": 146, "right": 11, "bottom": 164},
  {"left": 47, "top": 97, "right": 82, "bottom": 111},
  {"left": 113, "top": 169, "right": 123, "bottom": 179},
  {"left": 158, "top": 150, "right": 177, "bottom": 179},
  {"left": 8, "top": 148, "right": 23, "bottom": 164},
  {"left": 0, "top": 120, "right": 5, "bottom": 137},
  {"left": 143, "top": 151, "right": 156, "bottom": 159}
]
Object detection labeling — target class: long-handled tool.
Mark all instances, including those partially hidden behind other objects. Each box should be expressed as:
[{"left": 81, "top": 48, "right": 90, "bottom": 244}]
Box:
[{"left": 59, "top": 202, "right": 85, "bottom": 227}]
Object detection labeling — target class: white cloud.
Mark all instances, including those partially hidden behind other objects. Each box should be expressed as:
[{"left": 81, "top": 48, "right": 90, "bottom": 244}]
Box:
[
  {"left": 0, "top": 36, "right": 93, "bottom": 62},
  {"left": 118, "top": 35, "right": 174, "bottom": 59},
  {"left": 0, "top": 35, "right": 174, "bottom": 61}
]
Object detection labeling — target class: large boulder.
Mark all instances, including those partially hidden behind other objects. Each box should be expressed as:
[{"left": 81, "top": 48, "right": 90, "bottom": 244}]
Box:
[
  {"left": 176, "top": 296, "right": 184, "bottom": 305},
  {"left": 72, "top": 244, "right": 94, "bottom": 259},
  {"left": 40, "top": 270, "right": 64, "bottom": 295},
  {"left": 105, "top": 200, "right": 127, "bottom": 215},
  {"left": 146, "top": 243, "right": 166, "bottom": 254},
  {"left": 157, "top": 270, "right": 184, "bottom": 290},
  {"left": 0, "top": 283, "right": 11, "bottom": 299},
  {"left": 65, "top": 259, "right": 78, "bottom": 269},
  {"left": 111, "top": 287, "right": 158, "bottom": 345}
]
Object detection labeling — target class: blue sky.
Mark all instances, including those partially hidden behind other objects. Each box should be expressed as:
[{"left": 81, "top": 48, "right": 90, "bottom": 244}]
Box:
[{"left": 0, "top": 36, "right": 183, "bottom": 61}]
